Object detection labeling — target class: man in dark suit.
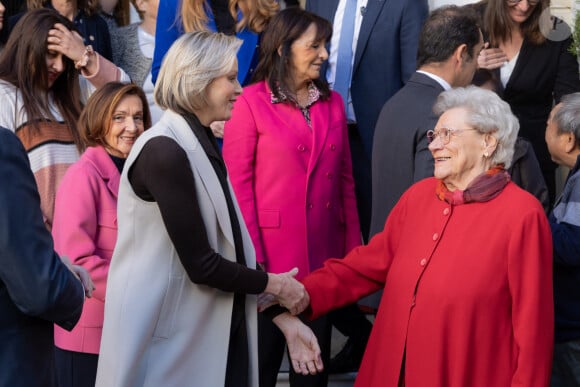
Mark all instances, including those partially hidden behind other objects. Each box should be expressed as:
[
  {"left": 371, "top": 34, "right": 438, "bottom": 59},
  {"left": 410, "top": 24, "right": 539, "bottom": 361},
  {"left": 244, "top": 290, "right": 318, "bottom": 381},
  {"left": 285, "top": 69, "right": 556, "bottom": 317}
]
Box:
[
  {"left": 306, "top": 0, "right": 428, "bottom": 242},
  {"left": 0, "top": 128, "right": 92, "bottom": 387},
  {"left": 369, "top": 6, "right": 484, "bottom": 237},
  {"left": 306, "top": 0, "right": 428, "bottom": 373}
]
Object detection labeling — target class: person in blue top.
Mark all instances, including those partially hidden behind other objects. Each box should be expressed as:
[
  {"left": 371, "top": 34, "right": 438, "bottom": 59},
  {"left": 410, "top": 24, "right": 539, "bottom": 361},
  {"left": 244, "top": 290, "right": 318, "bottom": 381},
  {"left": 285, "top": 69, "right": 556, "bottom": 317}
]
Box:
[
  {"left": 152, "top": 0, "right": 278, "bottom": 86},
  {"left": 544, "top": 92, "right": 580, "bottom": 387}
]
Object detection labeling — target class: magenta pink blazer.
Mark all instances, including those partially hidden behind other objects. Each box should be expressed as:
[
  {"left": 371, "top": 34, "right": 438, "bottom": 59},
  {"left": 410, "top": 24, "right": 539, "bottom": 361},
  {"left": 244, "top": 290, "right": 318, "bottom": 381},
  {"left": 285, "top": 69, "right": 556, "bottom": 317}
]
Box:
[
  {"left": 223, "top": 81, "right": 361, "bottom": 279},
  {"left": 52, "top": 146, "right": 120, "bottom": 354}
]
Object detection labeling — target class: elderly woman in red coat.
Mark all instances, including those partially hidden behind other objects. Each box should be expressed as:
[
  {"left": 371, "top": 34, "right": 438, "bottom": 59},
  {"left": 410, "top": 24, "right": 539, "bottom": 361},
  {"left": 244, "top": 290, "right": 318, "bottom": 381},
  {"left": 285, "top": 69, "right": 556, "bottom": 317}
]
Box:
[{"left": 292, "top": 86, "right": 554, "bottom": 387}]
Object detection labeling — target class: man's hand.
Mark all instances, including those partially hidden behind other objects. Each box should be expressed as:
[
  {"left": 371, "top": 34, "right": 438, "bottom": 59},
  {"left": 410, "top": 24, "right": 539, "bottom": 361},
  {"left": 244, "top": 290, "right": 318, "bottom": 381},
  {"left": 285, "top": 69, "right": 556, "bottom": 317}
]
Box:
[{"left": 60, "top": 255, "right": 95, "bottom": 298}]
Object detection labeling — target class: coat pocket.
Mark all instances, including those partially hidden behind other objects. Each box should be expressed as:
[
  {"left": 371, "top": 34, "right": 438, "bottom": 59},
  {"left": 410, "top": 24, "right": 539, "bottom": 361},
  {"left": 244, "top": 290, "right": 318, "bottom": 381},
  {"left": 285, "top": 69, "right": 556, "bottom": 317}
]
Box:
[
  {"left": 258, "top": 209, "right": 280, "bottom": 228},
  {"left": 152, "top": 275, "right": 184, "bottom": 339},
  {"left": 96, "top": 209, "right": 117, "bottom": 251}
]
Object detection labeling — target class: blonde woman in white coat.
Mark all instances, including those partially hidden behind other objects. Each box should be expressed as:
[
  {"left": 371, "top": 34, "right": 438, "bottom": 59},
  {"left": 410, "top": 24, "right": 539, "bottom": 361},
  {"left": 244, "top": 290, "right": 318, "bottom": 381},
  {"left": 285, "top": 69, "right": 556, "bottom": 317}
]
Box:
[{"left": 96, "top": 31, "right": 323, "bottom": 387}]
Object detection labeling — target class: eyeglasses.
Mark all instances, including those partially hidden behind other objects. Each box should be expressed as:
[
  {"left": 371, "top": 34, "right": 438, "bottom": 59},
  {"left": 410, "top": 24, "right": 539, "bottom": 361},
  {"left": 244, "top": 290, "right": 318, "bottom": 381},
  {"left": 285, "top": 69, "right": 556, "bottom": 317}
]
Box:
[
  {"left": 427, "top": 127, "right": 478, "bottom": 145},
  {"left": 506, "top": 0, "right": 540, "bottom": 6}
]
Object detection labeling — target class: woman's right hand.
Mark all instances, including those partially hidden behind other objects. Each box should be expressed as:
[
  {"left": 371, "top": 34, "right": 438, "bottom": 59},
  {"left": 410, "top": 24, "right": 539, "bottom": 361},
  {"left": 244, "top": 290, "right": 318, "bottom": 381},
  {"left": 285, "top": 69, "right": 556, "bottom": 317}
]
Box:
[
  {"left": 265, "top": 268, "right": 310, "bottom": 315},
  {"left": 477, "top": 43, "right": 508, "bottom": 70},
  {"left": 47, "top": 23, "right": 86, "bottom": 64}
]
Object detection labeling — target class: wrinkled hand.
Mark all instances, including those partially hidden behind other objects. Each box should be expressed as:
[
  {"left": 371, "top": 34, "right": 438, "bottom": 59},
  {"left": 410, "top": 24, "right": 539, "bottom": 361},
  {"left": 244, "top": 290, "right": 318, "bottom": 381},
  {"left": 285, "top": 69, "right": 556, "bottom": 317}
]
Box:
[
  {"left": 273, "top": 313, "right": 324, "bottom": 375},
  {"left": 266, "top": 268, "right": 310, "bottom": 315},
  {"left": 47, "top": 23, "right": 86, "bottom": 63},
  {"left": 210, "top": 121, "right": 225, "bottom": 139},
  {"left": 477, "top": 43, "right": 507, "bottom": 70},
  {"left": 60, "top": 255, "right": 95, "bottom": 298},
  {"left": 257, "top": 292, "right": 277, "bottom": 312}
]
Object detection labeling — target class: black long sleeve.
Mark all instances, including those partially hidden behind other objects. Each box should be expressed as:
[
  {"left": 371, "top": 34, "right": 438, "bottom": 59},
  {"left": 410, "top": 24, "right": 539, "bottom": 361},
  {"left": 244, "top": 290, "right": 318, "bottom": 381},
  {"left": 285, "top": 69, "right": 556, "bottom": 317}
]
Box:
[{"left": 128, "top": 136, "right": 268, "bottom": 294}]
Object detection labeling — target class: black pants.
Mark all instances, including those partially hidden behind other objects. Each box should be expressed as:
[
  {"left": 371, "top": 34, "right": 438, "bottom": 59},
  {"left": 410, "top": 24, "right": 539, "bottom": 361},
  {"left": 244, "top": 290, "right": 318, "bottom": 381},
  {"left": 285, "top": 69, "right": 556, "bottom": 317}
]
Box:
[
  {"left": 54, "top": 346, "right": 98, "bottom": 387},
  {"left": 347, "top": 123, "right": 372, "bottom": 244},
  {"left": 258, "top": 313, "right": 331, "bottom": 387},
  {"left": 329, "top": 303, "right": 372, "bottom": 342}
]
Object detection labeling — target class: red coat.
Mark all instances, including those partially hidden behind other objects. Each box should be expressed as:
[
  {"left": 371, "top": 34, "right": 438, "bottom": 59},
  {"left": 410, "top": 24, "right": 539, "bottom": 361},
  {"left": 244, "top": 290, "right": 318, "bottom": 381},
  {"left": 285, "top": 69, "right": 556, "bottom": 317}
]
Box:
[
  {"left": 223, "top": 81, "right": 360, "bottom": 277},
  {"left": 303, "top": 178, "right": 553, "bottom": 387}
]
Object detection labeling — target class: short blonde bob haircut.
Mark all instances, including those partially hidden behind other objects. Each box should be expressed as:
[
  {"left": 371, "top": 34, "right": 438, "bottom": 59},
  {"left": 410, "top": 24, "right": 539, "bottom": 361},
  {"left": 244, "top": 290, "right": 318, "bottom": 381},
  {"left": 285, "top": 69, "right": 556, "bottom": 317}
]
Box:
[{"left": 154, "top": 31, "right": 242, "bottom": 115}]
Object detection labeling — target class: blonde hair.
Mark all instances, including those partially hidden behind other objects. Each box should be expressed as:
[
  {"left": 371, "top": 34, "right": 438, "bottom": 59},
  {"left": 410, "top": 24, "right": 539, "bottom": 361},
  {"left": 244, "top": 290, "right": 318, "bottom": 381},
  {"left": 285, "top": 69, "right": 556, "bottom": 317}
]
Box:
[
  {"left": 179, "top": 0, "right": 277, "bottom": 34},
  {"left": 154, "top": 31, "right": 242, "bottom": 114}
]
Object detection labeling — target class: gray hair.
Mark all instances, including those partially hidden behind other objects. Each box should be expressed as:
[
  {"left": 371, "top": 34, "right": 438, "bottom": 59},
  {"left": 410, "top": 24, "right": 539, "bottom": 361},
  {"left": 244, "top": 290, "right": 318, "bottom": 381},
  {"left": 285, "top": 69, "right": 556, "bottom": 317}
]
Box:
[
  {"left": 433, "top": 86, "right": 519, "bottom": 168},
  {"left": 554, "top": 93, "right": 580, "bottom": 146},
  {"left": 154, "top": 31, "right": 242, "bottom": 114}
]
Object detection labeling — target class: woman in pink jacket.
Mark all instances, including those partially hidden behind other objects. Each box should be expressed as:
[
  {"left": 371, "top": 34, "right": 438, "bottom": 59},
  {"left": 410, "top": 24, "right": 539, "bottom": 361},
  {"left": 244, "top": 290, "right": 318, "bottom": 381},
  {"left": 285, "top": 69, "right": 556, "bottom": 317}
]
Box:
[
  {"left": 223, "top": 8, "right": 361, "bottom": 387},
  {"left": 51, "top": 82, "right": 151, "bottom": 387}
]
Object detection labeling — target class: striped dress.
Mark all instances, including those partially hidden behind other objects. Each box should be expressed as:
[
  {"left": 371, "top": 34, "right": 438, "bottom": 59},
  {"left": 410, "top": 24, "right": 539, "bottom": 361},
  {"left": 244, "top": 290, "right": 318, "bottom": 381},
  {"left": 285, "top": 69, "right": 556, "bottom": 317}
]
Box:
[{"left": 0, "top": 80, "right": 79, "bottom": 230}]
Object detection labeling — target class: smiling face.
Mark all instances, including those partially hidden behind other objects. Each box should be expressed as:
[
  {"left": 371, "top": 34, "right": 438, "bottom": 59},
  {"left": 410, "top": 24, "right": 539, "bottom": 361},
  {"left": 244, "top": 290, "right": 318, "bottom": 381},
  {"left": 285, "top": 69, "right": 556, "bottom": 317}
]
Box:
[
  {"left": 288, "top": 22, "right": 328, "bottom": 88},
  {"left": 104, "top": 95, "right": 145, "bottom": 158},
  {"left": 203, "top": 59, "right": 242, "bottom": 124},
  {"left": 46, "top": 49, "right": 64, "bottom": 88},
  {"left": 429, "top": 107, "right": 493, "bottom": 191},
  {"left": 507, "top": 0, "right": 537, "bottom": 25}
]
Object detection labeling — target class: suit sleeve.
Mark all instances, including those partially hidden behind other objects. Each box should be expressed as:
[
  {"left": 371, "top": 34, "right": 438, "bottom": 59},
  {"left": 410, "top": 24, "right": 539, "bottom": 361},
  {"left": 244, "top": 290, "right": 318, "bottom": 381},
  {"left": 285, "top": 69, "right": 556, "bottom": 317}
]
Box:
[
  {"left": 52, "top": 163, "right": 110, "bottom": 302},
  {"left": 223, "top": 96, "right": 268, "bottom": 267},
  {"left": 0, "top": 129, "right": 83, "bottom": 330},
  {"left": 337, "top": 98, "right": 362, "bottom": 252},
  {"left": 507, "top": 206, "right": 553, "bottom": 386},
  {"left": 399, "top": 0, "right": 429, "bottom": 84},
  {"left": 413, "top": 116, "right": 437, "bottom": 182},
  {"left": 508, "top": 139, "right": 550, "bottom": 213},
  {"left": 151, "top": 0, "right": 181, "bottom": 85},
  {"left": 553, "top": 35, "right": 580, "bottom": 102}
]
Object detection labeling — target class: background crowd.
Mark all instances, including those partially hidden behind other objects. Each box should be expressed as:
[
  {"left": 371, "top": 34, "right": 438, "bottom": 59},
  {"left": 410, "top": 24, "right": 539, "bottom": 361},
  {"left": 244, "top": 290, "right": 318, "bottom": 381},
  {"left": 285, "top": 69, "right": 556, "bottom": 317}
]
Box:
[{"left": 0, "top": 0, "right": 579, "bottom": 387}]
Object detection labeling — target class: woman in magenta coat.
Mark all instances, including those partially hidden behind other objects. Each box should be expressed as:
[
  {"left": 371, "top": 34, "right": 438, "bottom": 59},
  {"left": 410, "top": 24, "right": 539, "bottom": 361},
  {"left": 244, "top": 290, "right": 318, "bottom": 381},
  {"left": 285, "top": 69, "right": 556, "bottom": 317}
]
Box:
[
  {"left": 223, "top": 8, "right": 361, "bottom": 387},
  {"left": 297, "top": 86, "right": 554, "bottom": 387},
  {"left": 51, "top": 82, "right": 151, "bottom": 387}
]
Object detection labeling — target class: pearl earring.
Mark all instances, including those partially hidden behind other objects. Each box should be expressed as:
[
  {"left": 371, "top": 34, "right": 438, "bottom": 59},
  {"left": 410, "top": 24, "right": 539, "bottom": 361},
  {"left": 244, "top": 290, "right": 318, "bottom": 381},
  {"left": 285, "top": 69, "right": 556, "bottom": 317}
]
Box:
[{"left": 483, "top": 152, "right": 489, "bottom": 158}]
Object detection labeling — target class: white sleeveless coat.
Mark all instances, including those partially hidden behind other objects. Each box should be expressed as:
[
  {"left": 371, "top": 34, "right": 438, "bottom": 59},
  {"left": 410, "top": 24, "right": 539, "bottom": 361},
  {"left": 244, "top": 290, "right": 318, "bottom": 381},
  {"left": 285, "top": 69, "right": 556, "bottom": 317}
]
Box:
[{"left": 95, "top": 109, "right": 259, "bottom": 387}]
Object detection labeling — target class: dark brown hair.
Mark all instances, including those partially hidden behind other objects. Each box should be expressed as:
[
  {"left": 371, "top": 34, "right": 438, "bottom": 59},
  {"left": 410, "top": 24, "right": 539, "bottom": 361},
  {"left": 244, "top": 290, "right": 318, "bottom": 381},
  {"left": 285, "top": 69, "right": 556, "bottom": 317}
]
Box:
[
  {"left": 252, "top": 7, "right": 332, "bottom": 100},
  {"left": 27, "top": 0, "right": 100, "bottom": 17},
  {"left": 78, "top": 82, "right": 152, "bottom": 152},
  {"left": 482, "top": 0, "right": 550, "bottom": 45},
  {"left": 0, "top": 8, "right": 83, "bottom": 149}
]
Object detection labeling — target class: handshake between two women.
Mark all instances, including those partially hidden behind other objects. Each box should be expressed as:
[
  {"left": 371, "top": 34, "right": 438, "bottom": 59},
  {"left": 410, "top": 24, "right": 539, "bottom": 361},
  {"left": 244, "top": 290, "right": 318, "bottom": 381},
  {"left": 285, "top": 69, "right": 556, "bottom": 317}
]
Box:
[{"left": 261, "top": 268, "right": 322, "bottom": 376}]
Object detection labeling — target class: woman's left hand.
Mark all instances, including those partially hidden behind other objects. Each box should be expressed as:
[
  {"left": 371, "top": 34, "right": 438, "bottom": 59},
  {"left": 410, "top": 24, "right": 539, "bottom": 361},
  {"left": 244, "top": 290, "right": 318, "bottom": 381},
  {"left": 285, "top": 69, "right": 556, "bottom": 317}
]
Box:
[
  {"left": 273, "top": 313, "right": 324, "bottom": 375},
  {"left": 47, "top": 23, "right": 86, "bottom": 63}
]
